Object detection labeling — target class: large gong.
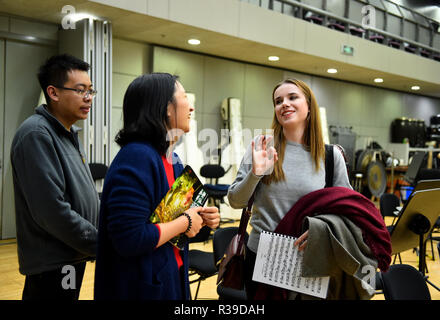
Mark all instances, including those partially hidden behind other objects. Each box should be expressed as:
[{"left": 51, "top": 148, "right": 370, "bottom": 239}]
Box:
[
  {"left": 366, "top": 161, "right": 387, "bottom": 197},
  {"left": 356, "top": 149, "right": 374, "bottom": 173}
]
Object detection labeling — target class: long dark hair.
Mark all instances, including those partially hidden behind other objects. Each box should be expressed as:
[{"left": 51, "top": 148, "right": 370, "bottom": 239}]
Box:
[{"left": 115, "top": 73, "right": 179, "bottom": 154}]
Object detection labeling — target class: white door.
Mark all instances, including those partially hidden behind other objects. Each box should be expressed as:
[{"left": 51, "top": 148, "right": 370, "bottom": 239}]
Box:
[{"left": 0, "top": 39, "right": 4, "bottom": 238}]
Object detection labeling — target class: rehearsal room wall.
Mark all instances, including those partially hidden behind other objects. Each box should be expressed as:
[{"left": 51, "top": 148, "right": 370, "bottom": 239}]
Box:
[{"left": 110, "top": 41, "right": 440, "bottom": 162}]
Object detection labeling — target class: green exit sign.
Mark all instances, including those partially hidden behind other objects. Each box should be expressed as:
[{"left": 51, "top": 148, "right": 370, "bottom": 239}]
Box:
[{"left": 341, "top": 45, "right": 354, "bottom": 56}]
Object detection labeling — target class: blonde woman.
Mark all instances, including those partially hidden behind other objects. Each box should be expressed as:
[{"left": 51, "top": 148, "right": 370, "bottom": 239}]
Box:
[{"left": 227, "top": 79, "right": 351, "bottom": 299}]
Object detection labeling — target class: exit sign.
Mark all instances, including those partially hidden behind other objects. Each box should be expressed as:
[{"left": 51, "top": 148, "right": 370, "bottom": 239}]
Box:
[{"left": 341, "top": 45, "right": 354, "bottom": 56}]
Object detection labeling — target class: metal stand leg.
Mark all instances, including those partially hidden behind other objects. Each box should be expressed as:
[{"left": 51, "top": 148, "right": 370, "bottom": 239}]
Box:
[
  {"left": 194, "top": 281, "right": 201, "bottom": 300},
  {"left": 418, "top": 230, "right": 440, "bottom": 292},
  {"left": 426, "top": 278, "right": 440, "bottom": 292},
  {"left": 408, "top": 213, "right": 440, "bottom": 292}
]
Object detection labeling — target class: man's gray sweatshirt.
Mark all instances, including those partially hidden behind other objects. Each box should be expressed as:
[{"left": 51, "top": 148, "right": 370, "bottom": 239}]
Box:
[{"left": 10, "top": 105, "right": 99, "bottom": 275}]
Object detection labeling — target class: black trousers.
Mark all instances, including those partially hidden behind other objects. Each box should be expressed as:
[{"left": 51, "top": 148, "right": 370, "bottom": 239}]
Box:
[
  {"left": 22, "top": 262, "right": 86, "bottom": 301},
  {"left": 244, "top": 246, "right": 258, "bottom": 300}
]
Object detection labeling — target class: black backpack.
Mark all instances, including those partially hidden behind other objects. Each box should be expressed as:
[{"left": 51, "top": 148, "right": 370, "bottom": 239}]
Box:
[{"left": 325, "top": 144, "right": 348, "bottom": 188}]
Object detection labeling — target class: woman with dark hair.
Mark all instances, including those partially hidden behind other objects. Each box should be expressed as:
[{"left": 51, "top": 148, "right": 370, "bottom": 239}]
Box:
[
  {"left": 94, "top": 73, "right": 220, "bottom": 300},
  {"left": 228, "top": 79, "right": 353, "bottom": 299}
]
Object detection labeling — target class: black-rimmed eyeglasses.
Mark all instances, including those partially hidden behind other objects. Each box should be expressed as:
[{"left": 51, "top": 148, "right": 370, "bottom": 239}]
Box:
[{"left": 55, "top": 86, "right": 97, "bottom": 99}]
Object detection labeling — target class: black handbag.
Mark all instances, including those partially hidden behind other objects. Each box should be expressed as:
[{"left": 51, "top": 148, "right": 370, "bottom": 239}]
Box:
[{"left": 216, "top": 194, "right": 254, "bottom": 290}]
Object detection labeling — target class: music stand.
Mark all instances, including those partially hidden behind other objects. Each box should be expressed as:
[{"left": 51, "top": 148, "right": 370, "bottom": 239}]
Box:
[
  {"left": 396, "top": 180, "right": 440, "bottom": 216},
  {"left": 389, "top": 187, "right": 440, "bottom": 291},
  {"left": 412, "top": 179, "right": 440, "bottom": 193},
  {"left": 403, "top": 151, "right": 425, "bottom": 185},
  {"left": 412, "top": 180, "right": 440, "bottom": 259}
]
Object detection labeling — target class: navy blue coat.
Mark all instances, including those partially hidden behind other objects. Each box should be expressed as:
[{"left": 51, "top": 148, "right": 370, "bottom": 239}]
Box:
[{"left": 94, "top": 142, "right": 189, "bottom": 300}]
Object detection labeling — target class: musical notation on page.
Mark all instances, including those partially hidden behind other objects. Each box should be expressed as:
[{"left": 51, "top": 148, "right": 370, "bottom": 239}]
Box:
[{"left": 252, "top": 231, "right": 329, "bottom": 299}]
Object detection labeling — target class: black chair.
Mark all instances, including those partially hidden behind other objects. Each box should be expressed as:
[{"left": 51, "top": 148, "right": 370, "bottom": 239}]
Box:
[
  {"left": 303, "top": 11, "right": 323, "bottom": 25},
  {"left": 327, "top": 20, "right": 345, "bottom": 32},
  {"left": 213, "top": 227, "right": 248, "bottom": 300},
  {"left": 421, "top": 49, "right": 431, "bottom": 58},
  {"left": 379, "top": 193, "right": 400, "bottom": 226},
  {"left": 427, "top": 218, "right": 440, "bottom": 261},
  {"left": 187, "top": 223, "right": 215, "bottom": 298},
  {"left": 200, "top": 164, "right": 230, "bottom": 210},
  {"left": 89, "top": 162, "right": 108, "bottom": 198},
  {"left": 375, "top": 272, "right": 383, "bottom": 294},
  {"left": 413, "top": 170, "right": 440, "bottom": 260},
  {"left": 414, "top": 168, "right": 440, "bottom": 185},
  {"left": 403, "top": 42, "right": 417, "bottom": 54},
  {"left": 388, "top": 39, "right": 401, "bottom": 49},
  {"left": 188, "top": 248, "right": 217, "bottom": 300},
  {"left": 380, "top": 264, "right": 431, "bottom": 300},
  {"left": 186, "top": 164, "right": 233, "bottom": 299},
  {"left": 349, "top": 26, "right": 365, "bottom": 38},
  {"left": 89, "top": 162, "right": 108, "bottom": 181},
  {"left": 369, "top": 34, "right": 384, "bottom": 44},
  {"left": 188, "top": 226, "right": 248, "bottom": 300},
  {"left": 187, "top": 224, "right": 218, "bottom": 299},
  {"left": 380, "top": 193, "right": 402, "bottom": 263},
  {"left": 189, "top": 226, "right": 212, "bottom": 244}
]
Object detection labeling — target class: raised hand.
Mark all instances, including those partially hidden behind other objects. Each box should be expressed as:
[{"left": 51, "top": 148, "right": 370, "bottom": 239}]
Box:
[{"left": 251, "top": 135, "right": 278, "bottom": 176}]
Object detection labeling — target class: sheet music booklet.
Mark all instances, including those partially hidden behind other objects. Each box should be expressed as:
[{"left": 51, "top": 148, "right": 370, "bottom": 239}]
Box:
[{"left": 252, "top": 230, "right": 330, "bottom": 299}]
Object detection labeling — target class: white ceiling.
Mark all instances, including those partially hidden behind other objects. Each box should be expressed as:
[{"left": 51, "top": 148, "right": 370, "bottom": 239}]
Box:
[{"left": 1, "top": 0, "right": 439, "bottom": 98}]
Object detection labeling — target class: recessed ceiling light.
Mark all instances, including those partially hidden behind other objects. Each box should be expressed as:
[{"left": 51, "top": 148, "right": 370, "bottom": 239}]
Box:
[
  {"left": 268, "top": 56, "right": 279, "bottom": 61},
  {"left": 327, "top": 68, "right": 337, "bottom": 74},
  {"left": 187, "top": 39, "right": 200, "bottom": 45},
  {"left": 411, "top": 85, "right": 420, "bottom": 90},
  {"left": 374, "top": 78, "right": 384, "bottom": 83}
]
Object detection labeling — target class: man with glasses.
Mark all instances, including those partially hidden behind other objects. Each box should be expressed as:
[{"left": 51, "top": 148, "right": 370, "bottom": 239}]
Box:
[{"left": 10, "top": 54, "right": 100, "bottom": 300}]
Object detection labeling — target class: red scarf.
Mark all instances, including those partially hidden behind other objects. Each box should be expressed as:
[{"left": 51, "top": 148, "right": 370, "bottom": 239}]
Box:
[{"left": 161, "top": 155, "right": 183, "bottom": 269}]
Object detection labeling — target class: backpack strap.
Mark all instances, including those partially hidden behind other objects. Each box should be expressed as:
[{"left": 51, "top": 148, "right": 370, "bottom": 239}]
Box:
[
  {"left": 334, "top": 144, "right": 350, "bottom": 177},
  {"left": 325, "top": 144, "right": 334, "bottom": 188}
]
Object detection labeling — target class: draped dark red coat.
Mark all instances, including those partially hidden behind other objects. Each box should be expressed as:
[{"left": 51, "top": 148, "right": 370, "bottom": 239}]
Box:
[{"left": 254, "top": 186, "right": 391, "bottom": 300}]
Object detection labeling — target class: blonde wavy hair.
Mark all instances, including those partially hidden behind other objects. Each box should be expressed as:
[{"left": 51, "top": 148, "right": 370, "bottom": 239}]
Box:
[{"left": 262, "top": 79, "right": 325, "bottom": 185}]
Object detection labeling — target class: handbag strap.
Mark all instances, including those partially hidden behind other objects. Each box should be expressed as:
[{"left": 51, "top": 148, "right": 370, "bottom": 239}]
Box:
[
  {"left": 324, "top": 144, "right": 334, "bottom": 188},
  {"left": 236, "top": 192, "right": 255, "bottom": 253}
]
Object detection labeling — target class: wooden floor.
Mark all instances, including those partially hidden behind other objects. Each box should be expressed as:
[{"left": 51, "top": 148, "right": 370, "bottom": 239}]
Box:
[{"left": 1, "top": 218, "right": 440, "bottom": 300}]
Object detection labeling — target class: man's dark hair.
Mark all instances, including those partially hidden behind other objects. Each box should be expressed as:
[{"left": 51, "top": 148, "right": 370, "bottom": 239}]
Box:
[
  {"left": 37, "top": 54, "right": 90, "bottom": 104},
  {"left": 115, "top": 73, "right": 178, "bottom": 155}
]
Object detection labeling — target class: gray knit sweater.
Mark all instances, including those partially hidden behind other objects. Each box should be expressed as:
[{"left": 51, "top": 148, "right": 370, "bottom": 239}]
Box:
[
  {"left": 227, "top": 140, "right": 352, "bottom": 253},
  {"left": 11, "top": 105, "right": 99, "bottom": 275}
]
